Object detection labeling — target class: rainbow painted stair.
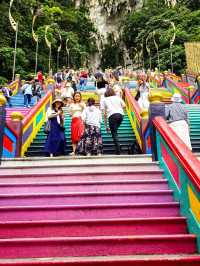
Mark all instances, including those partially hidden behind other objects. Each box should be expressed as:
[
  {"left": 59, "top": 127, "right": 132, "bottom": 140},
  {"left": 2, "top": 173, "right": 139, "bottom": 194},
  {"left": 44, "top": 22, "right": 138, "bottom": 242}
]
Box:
[
  {"left": 0, "top": 156, "right": 200, "bottom": 265},
  {"left": 25, "top": 110, "right": 136, "bottom": 156},
  {"left": 7, "top": 92, "right": 36, "bottom": 108},
  {"left": 186, "top": 104, "right": 200, "bottom": 152}
]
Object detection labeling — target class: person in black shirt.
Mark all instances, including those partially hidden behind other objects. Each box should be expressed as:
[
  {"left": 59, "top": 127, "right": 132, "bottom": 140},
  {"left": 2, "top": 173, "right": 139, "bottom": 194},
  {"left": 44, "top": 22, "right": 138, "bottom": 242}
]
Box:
[{"left": 95, "top": 76, "right": 108, "bottom": 89}]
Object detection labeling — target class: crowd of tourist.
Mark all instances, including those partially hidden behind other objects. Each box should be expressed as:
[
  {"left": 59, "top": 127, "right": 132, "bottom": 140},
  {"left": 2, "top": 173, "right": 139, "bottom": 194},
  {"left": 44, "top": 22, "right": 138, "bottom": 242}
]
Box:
[
  {"left": 44, "top": 67, "right": 127, "bottom": 157},
  {"left": 0, "top": 66, "right": 194, "bottom": 158}
]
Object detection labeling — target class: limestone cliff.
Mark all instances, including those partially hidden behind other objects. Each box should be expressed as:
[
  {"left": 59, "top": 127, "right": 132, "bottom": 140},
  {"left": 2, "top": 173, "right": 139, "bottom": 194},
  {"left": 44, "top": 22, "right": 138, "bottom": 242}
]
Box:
[{"left": 74, "top": 0, "right": 143, "bottom": 67}]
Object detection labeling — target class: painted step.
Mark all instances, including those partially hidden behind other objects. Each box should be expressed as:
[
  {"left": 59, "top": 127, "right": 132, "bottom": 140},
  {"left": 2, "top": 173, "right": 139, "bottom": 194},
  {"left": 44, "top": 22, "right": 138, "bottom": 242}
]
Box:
[
  {"left": 0, "top": 164, "right": 161, "bottom": 176},
  {"left": 1, "top": 254, "right": 200, "bottom": 266},
  {"left": 0, "top": 203, "right": 180, "bottom": 221},
  {"left": 0, "top": 234, "right": 196, "bottom": 259},
  {"left": 0, "top": 172, "right": 164, "bottom": 184},
  {"left": 0, "top": 217, "right": 187, "bottom": 239},
  {"left": 0, "top": 190, "right": 173, "bottom": 206},
  {"left": 0, "top": 180, "right": 168, "bottom": 194}
]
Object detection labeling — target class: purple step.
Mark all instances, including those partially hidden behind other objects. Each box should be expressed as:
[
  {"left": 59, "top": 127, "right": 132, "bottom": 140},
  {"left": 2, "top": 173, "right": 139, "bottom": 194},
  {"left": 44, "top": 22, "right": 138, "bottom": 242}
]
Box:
[
  {"left": 0, "top": 180, "right": 168, "bottom": 194},
  {"left": 0, "top": 164, "right": 162, "bottom": 177},
  {"left": 0, "top": 217, "right": 187, "bottom": 239},
  {"left": 0, "top": 203, "right": 180, "bottom": 221},
  {"left": 0, "top": 172, "right": 164, "bottom": 184},
  {"left": 0, "top": 191, "right": 173, "bottom": 206},
  {"left": 0, "top": 235, "right": 196, "bottom": 259}
]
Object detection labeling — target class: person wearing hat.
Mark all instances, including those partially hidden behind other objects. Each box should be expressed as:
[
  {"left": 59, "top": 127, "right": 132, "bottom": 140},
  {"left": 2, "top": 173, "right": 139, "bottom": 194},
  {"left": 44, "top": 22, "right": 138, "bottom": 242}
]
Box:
[
  {"left": 165, "top": 93, "right": 192, "bottom": 150},
  {"left": 44, "top": 98, "right": 65, "bottom": 157}
]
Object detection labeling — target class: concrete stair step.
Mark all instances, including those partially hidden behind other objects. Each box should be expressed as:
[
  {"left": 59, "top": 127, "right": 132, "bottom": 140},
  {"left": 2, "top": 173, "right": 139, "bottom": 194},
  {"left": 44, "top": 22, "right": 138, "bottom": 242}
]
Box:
[
  {"left": 0, "top": 202, "right": 180, "bottom": 221},
  {"left": 1, "top": 254, "right": 200, "bottom": 266},
  {"left": 0, "top": 235, "right": 196, "bottom": 259},
  {"left": 0, "top": 172, "right": 164, "bottom": 184},
  {"left": 0, "top": 190, "right": 173, "bottom": 207},
  {"left": 0, "top": 217, "right": 187, "bottom": 238},
  {"left": 0, "top": 180, "right": 168, "bottom": 194},
  {"left": 0, "top": 163, "right": 161, "bottom": 176}
]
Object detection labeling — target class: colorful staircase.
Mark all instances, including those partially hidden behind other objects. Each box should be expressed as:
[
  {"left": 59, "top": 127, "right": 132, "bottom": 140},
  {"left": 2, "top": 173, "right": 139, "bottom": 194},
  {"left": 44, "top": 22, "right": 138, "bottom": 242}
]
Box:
[
  {"left": 186, "top": 104, "right": 200, "bottom": 152},
  {"left": 25, "top": 109, "right": 136, "bottom": 156},
  {"left": 7, "top": 92, "right": 36, "bottom": 108},
  {"left": 5, "top": 108, "right": 30, "bottom": 120},
  {"left": 0, "top": 156, "right": 199, "bottom": 265}
]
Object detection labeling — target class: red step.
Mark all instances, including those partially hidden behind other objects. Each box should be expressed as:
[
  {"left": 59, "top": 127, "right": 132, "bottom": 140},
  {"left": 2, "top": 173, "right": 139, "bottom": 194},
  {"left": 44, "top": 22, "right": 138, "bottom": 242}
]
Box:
[
  {"left": 0, "top": 190, "right": 173, "bottom": 206},
  {"left": 0, "top": 217, "right": 187, "bottom": 239},
  {"left": 0, "top": 235, "right": 196, "bottom": 259},
  {"left": 0, "top": 203, "right": 180, "bottom": 221},
  {"left": 0, "top": 180, "right": 168, "bottom": 194}
]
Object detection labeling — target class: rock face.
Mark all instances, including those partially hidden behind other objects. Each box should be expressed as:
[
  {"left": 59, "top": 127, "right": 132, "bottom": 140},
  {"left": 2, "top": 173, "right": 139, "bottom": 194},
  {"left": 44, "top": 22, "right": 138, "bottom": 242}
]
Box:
[{"left": 74, "top": 0, "right": 143, "bottom": 67}]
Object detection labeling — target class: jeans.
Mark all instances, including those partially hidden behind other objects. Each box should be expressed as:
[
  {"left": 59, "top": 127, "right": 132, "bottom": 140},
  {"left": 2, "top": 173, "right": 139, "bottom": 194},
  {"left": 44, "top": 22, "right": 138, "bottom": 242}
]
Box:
[
  {"left": 24, "top": 94, "right": 32, "bottom": 107},
  {"left": 109, "top": 113, "right": 123, "bottom": 155}
]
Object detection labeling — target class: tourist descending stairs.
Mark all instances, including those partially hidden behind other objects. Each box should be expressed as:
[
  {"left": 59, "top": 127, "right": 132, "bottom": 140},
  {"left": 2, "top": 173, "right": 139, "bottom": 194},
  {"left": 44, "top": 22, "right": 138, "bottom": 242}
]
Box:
[
  {"left": 25, "top": 109, "right": 136, "bottom": 156},
  {"left": 0, "top": 156, "right": 199, "bottom": 265},
  {"left": 186, "top": 104, "right": 200, "bottom": 152},
  {"left": 7, "top": 91, "right": 36, "bottom": 108},
  {"left": 5, "top": 91, "right": 36, "bottom": 120}
]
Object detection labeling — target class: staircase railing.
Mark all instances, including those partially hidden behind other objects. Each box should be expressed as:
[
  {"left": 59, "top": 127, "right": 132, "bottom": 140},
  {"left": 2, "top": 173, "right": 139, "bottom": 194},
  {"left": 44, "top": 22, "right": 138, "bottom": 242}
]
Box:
[
  {"left": 8, "top": 75, "right": 20, "bottom": 96},
  {"left": 0, "top": 95, "right": 20, "bottom": 159},
  {"left": 125, "top": 88, "right": 151, "bottom": 154},
  {"left": 154, "top": 116, "right": 200, "bottom": 252},
  {"left": 21, "top": 91, "right": 52, "bottom": 156}
]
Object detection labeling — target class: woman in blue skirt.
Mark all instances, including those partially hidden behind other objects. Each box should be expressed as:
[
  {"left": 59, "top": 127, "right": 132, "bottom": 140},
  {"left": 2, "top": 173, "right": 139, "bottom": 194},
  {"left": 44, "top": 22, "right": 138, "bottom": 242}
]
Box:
[{"left": 44, "top": 98, "right": 65, "bottom": 157}]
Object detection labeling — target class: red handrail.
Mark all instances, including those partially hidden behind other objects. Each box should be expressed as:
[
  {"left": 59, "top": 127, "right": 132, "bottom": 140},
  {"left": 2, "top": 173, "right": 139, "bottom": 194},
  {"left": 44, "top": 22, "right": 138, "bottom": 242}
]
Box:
[
  {"left": 22, "top": 91, "right": 52, "bottom": 127},
  {"left": 154, "top": 116, "right": 200, "bottom": 192}
]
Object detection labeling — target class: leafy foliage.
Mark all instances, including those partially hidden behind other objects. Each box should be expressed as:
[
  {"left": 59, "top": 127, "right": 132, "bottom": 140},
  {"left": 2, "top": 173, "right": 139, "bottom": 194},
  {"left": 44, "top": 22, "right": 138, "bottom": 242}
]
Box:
[
  {"left": 0, "top": 0, "right": 96, "bottom": 80},
  {"left": 122, "top": 0, "right": 200, "bottom": 73}
]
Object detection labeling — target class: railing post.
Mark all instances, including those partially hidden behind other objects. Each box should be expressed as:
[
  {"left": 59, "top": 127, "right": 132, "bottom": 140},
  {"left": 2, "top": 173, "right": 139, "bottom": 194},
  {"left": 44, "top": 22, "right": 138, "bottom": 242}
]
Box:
[
  {"left": 0, "top": 95, "right": 7, "bottom": 164},
  {"left": 10, "top": 111, "right": 24, "bottom": 157},
  {"left": 140, "top": 109, "right": 149, "bottom": 154},
  {"left": 148, "top": 93, "right": 165, "bottom": 161}
]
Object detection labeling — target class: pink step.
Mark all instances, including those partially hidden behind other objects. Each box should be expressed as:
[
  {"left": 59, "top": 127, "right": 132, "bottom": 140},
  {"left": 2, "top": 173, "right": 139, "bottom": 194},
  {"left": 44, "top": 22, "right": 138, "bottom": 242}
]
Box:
[
  {"left": 0, "top": 180, "right": 168, "bottom": 194},
  {"left": 1, "top": 254, "right": 200, "bottom": 266},
  {"left": 0, "top": 191, "right": 173, "bottom": 207},
  {"left": 0, "top": 235, "right": 196, "bottom": 259},
  {"left": 0, "top": 164, "right": 162, "bottom": 176},
  {"left": 5, "top": 108, "right": 29, "bottom": 120},
  {"left": 0, "top": 203, "right": 180, "bottom": 221},
  {"left": 0, "top": 172, "right": 164, "bottom": 184},
  {"left": 0, "top": 217, "right": 187, "bottom": 239}
]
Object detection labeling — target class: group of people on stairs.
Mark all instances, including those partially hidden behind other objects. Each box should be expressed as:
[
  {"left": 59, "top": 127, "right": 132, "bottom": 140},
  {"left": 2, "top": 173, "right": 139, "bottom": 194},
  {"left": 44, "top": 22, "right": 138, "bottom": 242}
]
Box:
[
  {"left": 134, "top": 72, "right": 192, "bottom": 158},
  {"left": 44, "top": 85, "right": 126, "bottom": 157}
]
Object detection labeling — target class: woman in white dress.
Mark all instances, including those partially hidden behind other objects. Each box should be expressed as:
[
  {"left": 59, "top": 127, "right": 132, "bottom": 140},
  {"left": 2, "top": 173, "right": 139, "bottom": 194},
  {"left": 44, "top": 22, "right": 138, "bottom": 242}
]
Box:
[
  {"left": 165, "top": 93, "right": 192, "bottom": 150},
  {"left": 136, "top": 78, "right": 150, "bottom": 109}
]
